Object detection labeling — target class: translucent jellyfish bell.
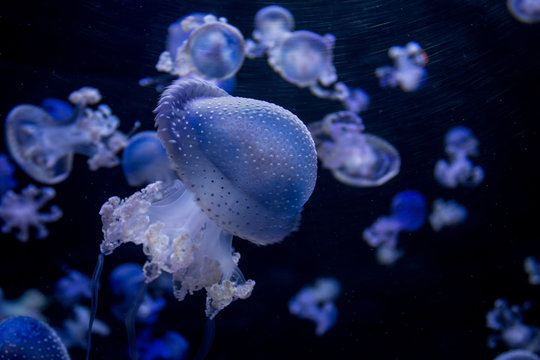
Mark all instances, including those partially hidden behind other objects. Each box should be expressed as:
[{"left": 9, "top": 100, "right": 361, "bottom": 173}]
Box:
[
  {"left": 507, "top": 0, "right": 540, "bottom": 23},
  {"left": 0, "top": 316, "right": 71, "bottom": 360},
  {"left": 309, "top": 111, "right": 400, "bottom": 187},
  {"left": 245, "top": 5, "right": 295, "bottom": 57}
]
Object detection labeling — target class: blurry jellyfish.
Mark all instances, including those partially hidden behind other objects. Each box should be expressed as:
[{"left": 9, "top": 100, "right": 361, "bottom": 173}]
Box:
[
  {"left": 41, "top": 98, "right": 75, "bottom": 122},
  {"left": 524, "top": 257, "right": 540, "bottom": 285},
  {"left": 487, "top": 299, "right": 540, "bottom": 352},
  {"left": 122, "top": 131, "right": 177, "bottom": 187},
  {"left": 54, "top": 268, "right": 92, "bottom": 307},
  {"left": 507, "top": 0, "right": 540, "bottom": 23},
  {"left": 434, "top": 125, "right": 484, "bottom": 188},
  {"left": 363, "top": 190, "right": 427, "bottom": 265},
  {"left": 58, "top": 305, "right": 109, "bottom": 349},
  {"left": 309, "top": 110, "right": 400, "bottom": 187},
  {"left": 109, "top": 263, "right": 166, "bottom": 324},
  {"left": 428, "top": 198, "right": 468, "bottom": 231},
  {"left": 245, "top": 5, "right": 295, "bottom": 57},
  {"left": 5, "top": 86, "right": 127, "bottom": 184},
  {"left": 375, "top": 41, "right": 428, "bottom": 92},
  {"left": 288, "top": 277, "right": 340, "bottom": 336},
  {"left": 0, "top": 316, "right": 70, "bottom": 360},
  {"left": 136, "top": 328, "right": 189, "bottom": 360},
  {"left": 0, "top": 184, "right": 62, "bottom": 242},
  {"left": 0, "top": 153, "right": 17, "bottom": 195},
  {"left": 0, "top": 288, "right": 48, "bottom": 321},
  {"left": 494, "top": 349, "right": 540, "bottom": 360}
]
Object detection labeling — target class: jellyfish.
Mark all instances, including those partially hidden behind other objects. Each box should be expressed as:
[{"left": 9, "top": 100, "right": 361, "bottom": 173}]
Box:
[
  {"left": 0, "top": 316, "right": 70, "bottom": 360},
  {"left": 428, "top": 198, "right": 468, "bottom": 231},
  {"left": 155, "top": 14, "right": 244, "bottom": 82},
  {"left": 0, "top": 288, "right": 48, "bottom": 321},
  {"left": 136, "top": 328, "right": 189, "bottom": 360},
  {"left": 487, "top": 299, "right": 540, "bottom": 352},
  {"left": 58, "top": 305, "right": 110, "bottom": 349},
  {"left": 288, "top": 277, "right": 340, "bottom": 336},
  {"left": 524, "top": 257, "right": 540, "bottom": 285},
  {"left": 309, "top": 110, "right": 400, "bottom": 187},
  {"left": 5, "top": 86, "right": 127, "bottom": 184},
  {"left": 121, "top": 131, "right": 177, "bottom": 187},
  {"left": 0, "top": 153, "right": 17, "bottom": 195},
  {"left": 245, "top": 5, "right": 295, "bottom": 58},
  {"left": 434, "top": 125, "right": 484, "bottom": 188},
  {"left": 494, "top": 349, "right": 540, "bottom": 360},
  {"left": 0, "top": 184, "right": 62, "bottom": 242},
  {"left": 41, "top": 98, "right": 75, "bottom": 122},
  {"left": 54, "top": 268, "right": 92, "bottom": 307},
  {"left": 507, "top": 0, "right": 540, "bottom": 23},
  {"left": 363, "top": 190, "right": 427, "bottom": 265},
  {"left": 375, "top": 41, "right": 428, "bottom": 92}
]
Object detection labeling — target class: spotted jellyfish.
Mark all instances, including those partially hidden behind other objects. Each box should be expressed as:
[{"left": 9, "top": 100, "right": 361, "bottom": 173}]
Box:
[
  {"left": 308, "top": 110, "right": 400, "bottom": 187},
  {"left": 363, "top": 190, "right": 427, "bottom": 265},
  {"left": 434, "top": 125, "right": 484, "bottom": 188},
  {"left": 375, "top": 41, "right": 428, "bottom": 92},
  {"left": 507, "top": 0, "right": 540, "bottom": 23},
  {"left": 5, "top": 86, "right": 127, "bottom": 184}
]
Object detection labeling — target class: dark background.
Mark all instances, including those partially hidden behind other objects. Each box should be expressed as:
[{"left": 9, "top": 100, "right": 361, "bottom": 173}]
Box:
[{"left": 1, "top": 0, "right": 539, "bottom": 359}]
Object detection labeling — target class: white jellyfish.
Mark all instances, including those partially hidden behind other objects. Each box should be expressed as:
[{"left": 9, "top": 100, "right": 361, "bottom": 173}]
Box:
[
  {"left": 507, "top": 0, "right": 540, "bottom": 23},
  {"left": 428, "top": 198, "right": 468, "bottom": 231}
]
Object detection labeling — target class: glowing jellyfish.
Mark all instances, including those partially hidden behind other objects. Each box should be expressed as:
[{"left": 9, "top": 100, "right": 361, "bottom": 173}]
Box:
[
  {"left": 288, "top": 277, "right": 340, "bottom": 336},
  {"left": 428, "top": 198, "right": 468, "bottom": 231},
  {"left": 363, "top": 190, "right": 427, "bottom": 265},
  {"left": 494, "top": 349, "right": 540, "bottom": 360},
  {"left": 58, "top": 305, "right": 110, "bottom": 349},
  {"left": 375, "top": 41, "right": 428, "bottom": 92},
  {"left": 309, "top": 111, "right": 400, "bottom": 187},
  {"left": 245, "top": 5, "right": 295, "bottom": 58},
  {"left": 121, "top": 131, "right": 177, "bottom": 187},
  {"left": 0, "top": 184, "right": 62, "bottom": 242},
  {"left": 54, "top": 268, "right": 92, "bottom": 307},
  {"left": 0, "top": 316, "right": 70, "bottom": 360},
  {"left": 156, "top": 14, "right": 244, "bottom": 81},
  {"left": 507, "top": 0, "right": 540, "bottom": 23},
  {"left": 0, "top": 153, "right": 17, "bottom": 195},
  {"left": 136, "top": 328, "right": 189, "bottom": 360},
  {"left": 434, "top": 125, "right": 484, "bottom": 188},
  {"left": 524, "top": 257, "right": 540, "bottom": 285},
  {"left": 5, "top": 87, "right": 127, "bottom": 184}
]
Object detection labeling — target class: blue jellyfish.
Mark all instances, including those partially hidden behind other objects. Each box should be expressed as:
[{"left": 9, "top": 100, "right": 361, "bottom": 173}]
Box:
[
  {"left": 428, "top": 198, "right": 468, "bottom": 232},
  {"left": 363, "top": 190, "right": 427, "bottom": 265},
  {"left": 494, "top": 349, "right": 540, "bottom": 360},
  {"left": 0, "top": 184, "right": 62, "bottom": 242},
  {"left": 524, "top": 257, "right": 540, "bottom": 285},
  {"left": 434, "top": 125, "right": 484, "bottom": 188},
  {"left": 136, "top": 328, "right": 189, "bottom": 360},
  {"left": 288, "top": 277, "right": 340, "bottom": 336},
  {"left": 54, "top": 268, "right": 92, "bottom": 307},
  {"left": 0, "top": 316, "right": 70, "bottom": 360},
  {"left": 375, "top": 41, "right": 428, "bottom": 92},
  {"left": 121, "top": 131, "right": 177, "bottom": 187},
  {"left": 40, "top": 97, "right": 75, "bottom": 122},
  {"left": 0, "top": 153, "right": 17, "bottom": 195},
  {"left": 5, "top": 86, "right": 127, "bottom": 184},
  {"left": 507, "top": 0, "right": 540, "bottom": 23},
  {"left": 308, "top": 111, "right": 400, "bottom": 187}
]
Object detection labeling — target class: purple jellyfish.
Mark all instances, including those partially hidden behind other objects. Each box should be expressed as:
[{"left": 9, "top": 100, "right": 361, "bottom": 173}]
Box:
[{"left": 507, "top": 0, "right": 540, "bottom": 23}]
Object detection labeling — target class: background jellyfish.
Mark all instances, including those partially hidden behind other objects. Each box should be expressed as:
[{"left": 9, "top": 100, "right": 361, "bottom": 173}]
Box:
[
  {"left": 54, "top": 268, "right": 92, "bottom": 307},
  {"left": 507, "top": 0, "right": 540, "bottom": 23},
  {"left": 0, "top": 288, "right": 48, "bottom": 321},
  {"left": 121, "top": 131, "right": 177, "bottom": 187},
  {"left": 245, "top": 5, "right": 295, "bottom": 57},
  {"left": 524, "top": 257, "right": 540, "bottom": 285},
  {"left": 0, "top": 184, "right": 62, "bottom": 242},
  {"left": 58, "top": 305, "right": 110, "bottom": 350},
  {"left": 434, "top": 125, "right": 484, "bottom": 188},
  {"left": 0, "top": 315, "right": 71, "bottom": 360},
  {"left": 136, "top": 328, "right": 189, "bottom": 360},
  {"left": 363, "top": 190, "right": 427, "bottom": 265},
  {"left": 288, "top": 277, "right": 340, "bottom": 336},
  {"left": 375, "top": 41, "right": 428, "bottom": 92},
  {"left": 428, "top": 198, "right": 468, "bottom": 231},
  {"left": 309, "top": 110, "right": 400, "bottom": 187},
  {"left": 5, "top": 87, "right": 127, "bottom": 184}
]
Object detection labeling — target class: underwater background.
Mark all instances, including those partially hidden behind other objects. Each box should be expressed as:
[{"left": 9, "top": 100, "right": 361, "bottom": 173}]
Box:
[{"left": 1, "top": 0, "right": 540, "bottom": 359}]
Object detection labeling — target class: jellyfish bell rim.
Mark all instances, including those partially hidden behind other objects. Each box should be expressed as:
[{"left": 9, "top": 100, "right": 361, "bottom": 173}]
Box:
[{"left": 5, "top": 104, "right": 73, "bottom": 185}]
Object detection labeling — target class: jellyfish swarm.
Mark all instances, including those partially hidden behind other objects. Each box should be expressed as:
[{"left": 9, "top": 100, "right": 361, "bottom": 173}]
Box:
[
  {"left": 434, "top": 125, "right": 484, "bottom": 188},
  {"left": 288, "top": 277, "right": 341, "bottom": 336},
  {"left": 507, "top": 0, "right": 540, "bottom": 23},
  {"left": 375, "top": 41, "right": 428, "bottom": 92},
  {"left": 309, "top": 111, "right": 400, "bottom": 187},
  {"left": 5, "top": 86, "right": 127, "bottom": 184},
  {"left": 428, "top": 198, "right": 468, "bottom": 231},
  {"left": 99, "top": 79, "right": 317, "bottom": 319},
  {"left": 121, "top": 131, "right": 177, "bottom": 187},
  {"left": 245, "top": 5, "right": 369, "bottom": 114},
  {"left": 487, "top": 299, "right": 540, "bottom": 352},
  {"left": 363, "top": 190, "right": 427, "bottom": 265},
  {"left": 0, "top": 184, "right": 62, "bottom": 242},
  {"left": 494, "top": 349, "right": 540, "bottom": 360},
  {"left": 0, "top": 316, "right": 71, "bottom": 360}
]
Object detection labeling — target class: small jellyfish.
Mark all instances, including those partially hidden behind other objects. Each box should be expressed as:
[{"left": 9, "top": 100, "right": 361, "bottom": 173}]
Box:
[
  {"left": 494, "top": 349, "right": 540, "bottom": 360},
  {"left": 288, "top": 277, "right": 340, "bottom": 336},
  {"left": 245, "top": 5, "right": 295, "bottom": 58},
  {"left": 375, "top": 41, "right": 428, "bottom": 92},
  {"left": 136, "top": 328, "right": 189, "bottom": 360},
  {"left": 0, "top": 288, "right": 48, "bottom": 321},
  {"left": 54, "top": 268, "right": 92, "bottom": 307},
  {"left": 363, "top": 190, "right": 427, "bottom": 265},
  {"left": 309, "top": 111, "right": 400, "bottom": 187},
  {"left": 434, "top": 125, "right": 484, "bottom": 188},
  {"left": 0, "top": 184, "right": 62, "bottom": 242},
  {"left": 121, "top": 131, "right": 177, "bottom": 187},
  {"left": 0, "top": 153, "right": 17, "bottom": 195},
  {"left": 5, "top": 87, "right": 127, "bottom": 184},
  {"left": 0, "top": 316, "right": 70, "bottom": 360},
  {"left": 507, "top": 0, "right": 540, "bottom": 23},
  {"left": 487, "top": 299, "right": 540, "bottom": 352},
  {"left": 428, "top": 198, "right": 468, "bottom": 231},
  {"left": 524, "top": 257, "right": 540, "bottom": 285}
]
